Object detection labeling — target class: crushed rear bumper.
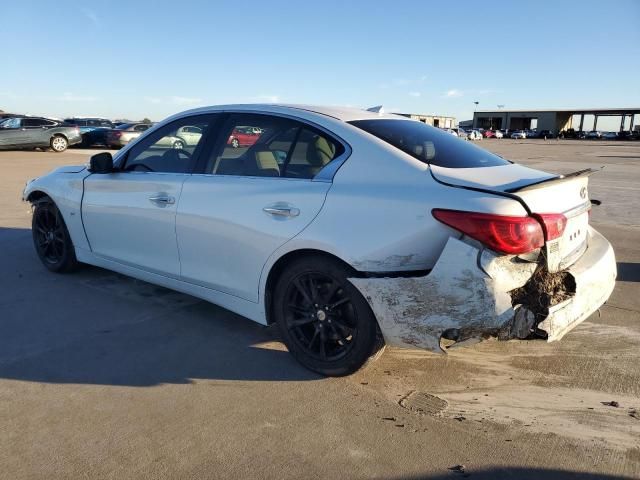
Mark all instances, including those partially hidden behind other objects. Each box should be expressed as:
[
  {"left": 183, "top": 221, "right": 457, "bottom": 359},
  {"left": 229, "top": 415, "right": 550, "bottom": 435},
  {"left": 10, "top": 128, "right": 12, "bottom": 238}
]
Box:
[{"left": 349, "top": 227, "right": 616, "bottom": 352}]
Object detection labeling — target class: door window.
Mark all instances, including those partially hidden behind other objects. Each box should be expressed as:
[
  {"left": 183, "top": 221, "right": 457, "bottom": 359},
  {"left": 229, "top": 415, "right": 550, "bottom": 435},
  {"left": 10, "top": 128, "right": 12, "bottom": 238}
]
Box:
[
  {"left": 1, "top": 118, "right": 22, "bottom": 129},
  {"left": 134, "top": 124, "right": 150, "bottom": 131},
  {"left": 122, "top": 115, "right": 216, "bottom": 174},
  {"left": 24, "top": 118, "right": 47, "bottom": 127},
  {"left": 207, "top": 114, "right": 342, "bottom": 179}
]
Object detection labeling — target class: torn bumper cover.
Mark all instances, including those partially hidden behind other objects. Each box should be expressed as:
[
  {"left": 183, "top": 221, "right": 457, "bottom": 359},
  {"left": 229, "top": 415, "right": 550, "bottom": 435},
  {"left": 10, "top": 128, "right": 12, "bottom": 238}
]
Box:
[{"left": 349, "top": 227, "right": 616, "bottom": 353}]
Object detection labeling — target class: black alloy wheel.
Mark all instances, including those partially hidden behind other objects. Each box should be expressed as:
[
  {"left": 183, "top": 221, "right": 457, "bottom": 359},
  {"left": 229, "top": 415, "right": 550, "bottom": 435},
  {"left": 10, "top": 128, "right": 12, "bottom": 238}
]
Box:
[
  {"left": 32, "top": 198, "right": 78, "bottom": 272},
  {"left": 274, "top": 257, "right": 381, "bottom": 376}
]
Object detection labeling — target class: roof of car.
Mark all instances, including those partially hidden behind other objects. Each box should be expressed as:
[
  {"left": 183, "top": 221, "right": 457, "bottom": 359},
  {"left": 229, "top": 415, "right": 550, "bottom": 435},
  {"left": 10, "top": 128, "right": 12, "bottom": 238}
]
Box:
[{"left": 176, "top": 104, "right": 405, "bottom": 123}]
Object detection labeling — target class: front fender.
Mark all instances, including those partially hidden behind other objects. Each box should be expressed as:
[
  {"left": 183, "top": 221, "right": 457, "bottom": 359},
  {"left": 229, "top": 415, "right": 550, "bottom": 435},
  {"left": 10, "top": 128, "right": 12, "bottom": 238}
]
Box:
[{"left": 23, "top": 167, "right": 91, "bottom": 252}]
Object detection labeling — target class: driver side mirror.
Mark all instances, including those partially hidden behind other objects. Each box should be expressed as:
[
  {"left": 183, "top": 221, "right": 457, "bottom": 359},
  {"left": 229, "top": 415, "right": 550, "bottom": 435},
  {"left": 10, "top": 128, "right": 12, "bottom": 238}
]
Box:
[{"left": 88, "top": 152, "right": 114, "bottom": 173}]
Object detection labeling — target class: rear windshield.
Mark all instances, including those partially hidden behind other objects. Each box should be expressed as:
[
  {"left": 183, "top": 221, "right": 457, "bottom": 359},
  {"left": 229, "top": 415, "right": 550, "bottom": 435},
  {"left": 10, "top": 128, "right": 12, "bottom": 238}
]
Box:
[{"left": 349, "top": 119, "right": 510, "bottom": 168}]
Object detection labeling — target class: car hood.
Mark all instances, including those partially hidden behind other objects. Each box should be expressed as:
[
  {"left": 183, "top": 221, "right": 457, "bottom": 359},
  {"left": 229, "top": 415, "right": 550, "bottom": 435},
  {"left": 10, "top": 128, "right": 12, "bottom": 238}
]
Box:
[{"left": 54, "top": 165, "right": 87, "bottom": 174}]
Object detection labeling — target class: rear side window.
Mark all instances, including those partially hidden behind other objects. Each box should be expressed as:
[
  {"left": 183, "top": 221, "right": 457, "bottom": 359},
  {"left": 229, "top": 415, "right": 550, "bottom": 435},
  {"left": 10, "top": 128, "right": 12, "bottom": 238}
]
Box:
[
  {"left": 207, "top": 114, "right": 343, "bottom": 179},
  {"left": 349, "top": 119, "right": 510, "bottom": 168}
]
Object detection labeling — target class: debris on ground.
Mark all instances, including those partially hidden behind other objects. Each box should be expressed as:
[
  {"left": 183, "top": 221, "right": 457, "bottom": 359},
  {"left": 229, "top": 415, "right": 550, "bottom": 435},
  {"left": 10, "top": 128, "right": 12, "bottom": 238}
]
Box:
[
  {"left": 382, "top": 417, "right": 396, "bottom": 421},
  {"left": 453, "top": 416, "right": 466, "bottom": 422},
  {"left": 448, "top": 464, "right": 467, "bottom": 475},
  {"left": 629, "top": 408, "right": 639, "bottom": 420},
  {"left": 601, "top": 401, "right": 620, "bottom": 408}
]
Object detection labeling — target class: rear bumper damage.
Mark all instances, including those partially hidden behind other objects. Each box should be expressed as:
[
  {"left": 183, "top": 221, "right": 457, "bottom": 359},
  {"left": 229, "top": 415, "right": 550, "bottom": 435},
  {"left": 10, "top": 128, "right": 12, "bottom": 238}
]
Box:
[{"left": 349, "top": 227, "right": 616, "bottom": 353}]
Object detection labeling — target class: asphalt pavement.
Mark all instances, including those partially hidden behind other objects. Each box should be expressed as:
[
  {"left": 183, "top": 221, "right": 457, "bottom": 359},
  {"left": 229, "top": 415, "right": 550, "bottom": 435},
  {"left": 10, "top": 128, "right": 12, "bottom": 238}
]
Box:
[{"left": 0, "top": 140, "right": 639, "bottom": 479}]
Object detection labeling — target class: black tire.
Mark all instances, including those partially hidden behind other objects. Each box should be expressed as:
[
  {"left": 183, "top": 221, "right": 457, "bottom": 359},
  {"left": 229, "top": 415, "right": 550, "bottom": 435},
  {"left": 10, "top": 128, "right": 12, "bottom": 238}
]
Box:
[
  {"left": 273, "top": 256, "right": 381, "bottom": 376},
  {"left": 50, "top": 135, "right": 68, "bottom": 152},
  {"left": 32, "top": 197, "right": 79, "bottom": 273}
]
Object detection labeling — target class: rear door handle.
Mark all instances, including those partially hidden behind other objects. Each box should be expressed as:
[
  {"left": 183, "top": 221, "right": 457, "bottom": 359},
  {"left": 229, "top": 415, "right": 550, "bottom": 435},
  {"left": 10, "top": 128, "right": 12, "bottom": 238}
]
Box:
[
  {"left": 263, "top": 206, "right": 300, "bottom": 217},
  {"left": 148, "top": 195, "right": 175, "bottom": 205}
]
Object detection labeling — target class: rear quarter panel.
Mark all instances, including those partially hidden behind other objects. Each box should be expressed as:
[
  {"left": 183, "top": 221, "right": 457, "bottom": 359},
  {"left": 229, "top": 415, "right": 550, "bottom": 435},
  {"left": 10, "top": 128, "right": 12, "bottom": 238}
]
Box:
[{"left": 263, "top": 126, "right": 529, "bottom": 276}]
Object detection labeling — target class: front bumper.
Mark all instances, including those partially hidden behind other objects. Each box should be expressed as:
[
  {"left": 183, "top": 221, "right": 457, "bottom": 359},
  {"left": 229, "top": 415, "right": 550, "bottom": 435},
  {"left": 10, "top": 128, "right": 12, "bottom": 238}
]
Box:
[{"left": 349, "top": 227, "right": 616, "bottom": 352}]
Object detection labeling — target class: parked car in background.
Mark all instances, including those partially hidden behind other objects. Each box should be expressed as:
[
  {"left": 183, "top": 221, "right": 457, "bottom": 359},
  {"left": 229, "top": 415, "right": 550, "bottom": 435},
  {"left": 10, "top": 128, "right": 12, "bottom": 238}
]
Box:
[
  {"left": 467, "top": 130, "right": 482, "bottom": 140},
  {"left": 454, "top": 128, "right": 468, "bottom": 140},
  {"left": 155, "top": 125, "right": 203, "bottom": 149},
  {"left": 586, "top": 131, "right": 602, "bottom": 139},
  {"left": 511, "top": 130, "right": 527, "bottom": 139},
  {"left": 64, "top": 117, "right": 114, "bottom": 147},
  {"left": 0, "top": 116, "right": 81, "bottom": 152},
  {"left": 23, "top": 104, "right": 617, "bottom": 376},
  {"left": 537, "top": 130, "right": 555, "bottom": 139},
  {"left": 227, "top": 125, "right": 263, "bottom": 148},
  {"left": 106, "top": 123, "right": 153, "bottom": 148},
  {"left": 494, "top": 130, "right": 504, "bottom": 138},
  {"left": 443, "top": 128, "right": 458, "bottom": 137},
  {"left": 483, "top": 130, "right": 496, "bottom": 138},
  {"left": 602, "top": 132, "right": 617, "bottom": 140}
]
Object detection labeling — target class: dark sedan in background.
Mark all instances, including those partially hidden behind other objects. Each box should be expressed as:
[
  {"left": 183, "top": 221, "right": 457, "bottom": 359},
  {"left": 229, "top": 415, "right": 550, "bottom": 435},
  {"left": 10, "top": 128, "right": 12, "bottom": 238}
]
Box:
[
  {"left": 64, "top": 117, "right": 114, "bottom": 147},
  {"left": 0, "top": 116, "right": 81, "bottom": 152}
]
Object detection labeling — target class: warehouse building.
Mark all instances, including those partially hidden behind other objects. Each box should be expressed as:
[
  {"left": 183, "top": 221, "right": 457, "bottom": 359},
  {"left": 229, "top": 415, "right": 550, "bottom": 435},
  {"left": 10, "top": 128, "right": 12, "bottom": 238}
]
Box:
[
  {"left": 395, "top": 112, "right": 456, "bottom": 129},
  {"left": 472, "top": 108, "right": 639, "bottom": 132}
]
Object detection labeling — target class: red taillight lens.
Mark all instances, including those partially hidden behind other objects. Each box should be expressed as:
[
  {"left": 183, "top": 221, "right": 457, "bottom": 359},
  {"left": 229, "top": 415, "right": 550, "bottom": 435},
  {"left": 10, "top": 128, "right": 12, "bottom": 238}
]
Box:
[
  {"left": 533, "top": 213, "right": 567, "bottom": 241},
  {"left": 432, "top": 209, "right": 545, "bottom": 254}
]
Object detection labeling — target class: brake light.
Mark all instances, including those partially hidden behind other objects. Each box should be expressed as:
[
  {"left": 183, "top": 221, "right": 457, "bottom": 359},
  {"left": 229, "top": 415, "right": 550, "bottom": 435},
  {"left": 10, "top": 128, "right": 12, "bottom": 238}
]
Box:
[
  {"left": 533, "top": 213, "right": 567, "bottom": 241},
  {"left": 432, "top": 209, "right": 544, "bottom": 254}
]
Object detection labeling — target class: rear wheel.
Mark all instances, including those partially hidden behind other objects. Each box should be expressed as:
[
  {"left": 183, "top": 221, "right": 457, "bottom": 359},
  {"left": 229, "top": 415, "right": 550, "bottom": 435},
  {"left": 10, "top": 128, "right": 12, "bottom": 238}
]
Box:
[
  {"left": 50, "top": 135, "right": 68, "bottom": 152},
  {"left": 231, "top": 138, "right": 239, "bottom": 148},
  {"left": 172, "top": 139, "right": 185, "bottom": 149},
  {"left": 32, "top": 198, "right": 78, "bottom": 272},
  {"left": 273, "top": 256, "right": 381, "bottom": 376}
]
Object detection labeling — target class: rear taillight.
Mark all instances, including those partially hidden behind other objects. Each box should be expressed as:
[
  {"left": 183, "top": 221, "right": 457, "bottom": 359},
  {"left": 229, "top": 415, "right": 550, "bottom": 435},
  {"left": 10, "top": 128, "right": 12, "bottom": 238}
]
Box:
[
  {"left": 533, "top": 213, "right": 567, "bottom": 241},
  {"left": 432, "top": 209, "right": 545, "bottom": 254}
]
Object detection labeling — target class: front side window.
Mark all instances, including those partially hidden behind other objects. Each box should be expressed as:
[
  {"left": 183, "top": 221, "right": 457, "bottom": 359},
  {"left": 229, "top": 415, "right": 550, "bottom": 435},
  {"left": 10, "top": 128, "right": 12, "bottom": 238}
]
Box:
[
  {"left": 122, "top": 115, "right": 215, "bottom": 174},
  {"left": 134, "top": 124, "right": 150, "bottom": 132},
  {"left": 1, "top": 118, "right": 22, "bottom": 129},
  {"left": 208, "top": 114, "right": 342, "bottom": 179},
  {"left": 350, "top": 119, "right": 510, "bottom": 168}
]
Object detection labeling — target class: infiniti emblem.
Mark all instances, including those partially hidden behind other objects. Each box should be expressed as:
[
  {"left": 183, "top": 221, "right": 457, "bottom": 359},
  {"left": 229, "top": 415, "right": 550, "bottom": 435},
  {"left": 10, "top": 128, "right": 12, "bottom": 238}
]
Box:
[{"left": 580, "top": 187, "right": 587, "bottom": 199}]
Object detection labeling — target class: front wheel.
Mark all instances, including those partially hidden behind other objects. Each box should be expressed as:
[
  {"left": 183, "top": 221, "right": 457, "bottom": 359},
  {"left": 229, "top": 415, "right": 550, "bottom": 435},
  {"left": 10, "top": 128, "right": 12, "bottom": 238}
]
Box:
[
  {"left": 273, "top": 256, "right": 381, "bottom": 376},
  {"left": 230, "top": 138, "right": 239, "bottom": 148},
  {"left": 32, "top": 198, "right": 79, "bottom": 272},
  {"left": 50, "top": 135, "right": 68, "bottom": 152}
]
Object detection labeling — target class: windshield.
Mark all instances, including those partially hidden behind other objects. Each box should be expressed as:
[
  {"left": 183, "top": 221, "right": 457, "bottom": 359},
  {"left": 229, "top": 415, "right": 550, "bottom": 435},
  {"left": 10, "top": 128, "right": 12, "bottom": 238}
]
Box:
[
  {"left": 116, "top": 123, "right": 134, "bottom": 130},
  {"left": 349, "top": 119, "right": 510, "bottom": 168}
]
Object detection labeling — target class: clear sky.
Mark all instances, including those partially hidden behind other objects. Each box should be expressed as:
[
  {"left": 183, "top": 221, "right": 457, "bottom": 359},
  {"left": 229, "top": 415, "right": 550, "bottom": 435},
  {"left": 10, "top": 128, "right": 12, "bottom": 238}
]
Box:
[{"left": 1, "top": 0, "right": 639, "bottom": 128}]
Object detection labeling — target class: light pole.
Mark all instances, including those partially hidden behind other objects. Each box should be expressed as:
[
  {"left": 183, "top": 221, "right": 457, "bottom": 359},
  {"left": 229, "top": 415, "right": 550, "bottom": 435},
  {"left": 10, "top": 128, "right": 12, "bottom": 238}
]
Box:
[{"left": 473, "top": 101, "right": 479, "bottom": 128}]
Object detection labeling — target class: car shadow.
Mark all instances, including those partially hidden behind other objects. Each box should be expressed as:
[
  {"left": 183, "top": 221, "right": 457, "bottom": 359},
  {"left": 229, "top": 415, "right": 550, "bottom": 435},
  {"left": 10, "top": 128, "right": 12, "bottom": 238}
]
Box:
[
  {"left": 0, "top": 226, "right": 320, "bottom": 386},
  {"left": 617, "top": 262, "right": 640, "bottom": 282},
  {"left": 388, "top": 467, "right": 634, "bottom": 479}
]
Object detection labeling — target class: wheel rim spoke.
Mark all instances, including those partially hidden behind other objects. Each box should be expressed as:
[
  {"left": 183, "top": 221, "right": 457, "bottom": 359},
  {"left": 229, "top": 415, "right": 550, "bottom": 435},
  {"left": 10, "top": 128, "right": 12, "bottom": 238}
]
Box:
[{"left": 285, "top": 272, "right": 358, "bottom": 362}]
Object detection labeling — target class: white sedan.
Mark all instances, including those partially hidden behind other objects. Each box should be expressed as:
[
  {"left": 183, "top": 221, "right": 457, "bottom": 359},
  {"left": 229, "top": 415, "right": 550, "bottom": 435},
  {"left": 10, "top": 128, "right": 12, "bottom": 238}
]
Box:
[
  {"left": 23, "top": 104, "right": 616, "bottom": 376},
  {"left": 511, "top": 130, "right": 527, "bottom": 139}
]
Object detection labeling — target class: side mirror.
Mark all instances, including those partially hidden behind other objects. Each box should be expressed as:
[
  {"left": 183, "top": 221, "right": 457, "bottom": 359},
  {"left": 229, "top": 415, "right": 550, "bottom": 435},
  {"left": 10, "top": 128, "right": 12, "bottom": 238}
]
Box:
[{"left": 88, "top": 152, "right": 113, "bottom": 173}]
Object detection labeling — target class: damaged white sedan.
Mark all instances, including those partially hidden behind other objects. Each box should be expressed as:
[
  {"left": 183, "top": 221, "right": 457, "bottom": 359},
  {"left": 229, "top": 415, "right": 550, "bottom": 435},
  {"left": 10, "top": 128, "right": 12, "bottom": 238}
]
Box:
[{"left": 23, "top": 104, "right": 616, "bottom": 376}]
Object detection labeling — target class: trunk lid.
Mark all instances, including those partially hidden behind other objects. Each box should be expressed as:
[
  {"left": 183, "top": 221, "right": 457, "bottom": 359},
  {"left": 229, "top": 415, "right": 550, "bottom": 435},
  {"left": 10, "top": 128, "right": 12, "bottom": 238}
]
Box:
[{"left": 431, "top": 164, "right": 595, "bottom": 272}]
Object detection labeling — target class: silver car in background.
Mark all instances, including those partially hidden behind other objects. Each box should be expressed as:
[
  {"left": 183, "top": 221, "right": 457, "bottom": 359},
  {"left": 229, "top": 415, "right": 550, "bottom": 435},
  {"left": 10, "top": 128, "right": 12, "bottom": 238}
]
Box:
[
  {"left": 106, "top": 122, "right": 153, "bottom": 148},
  {"left": 0, "top": 116, "right": 81, "bottom": 152}
]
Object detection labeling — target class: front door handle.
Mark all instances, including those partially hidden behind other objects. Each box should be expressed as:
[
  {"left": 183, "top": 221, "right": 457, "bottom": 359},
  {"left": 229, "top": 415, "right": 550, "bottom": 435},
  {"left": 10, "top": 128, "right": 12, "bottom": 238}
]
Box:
[
  {"left": 148, "top": 195, "right": 175, "bottom": 205},
  {"left": 263, "top": 206, "right": 300, "bottom": 217}
]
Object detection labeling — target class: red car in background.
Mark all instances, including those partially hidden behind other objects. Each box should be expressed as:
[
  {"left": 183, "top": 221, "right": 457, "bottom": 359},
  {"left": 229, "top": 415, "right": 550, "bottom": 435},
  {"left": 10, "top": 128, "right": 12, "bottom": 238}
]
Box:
[
  {"left": 483, "top": 130, "right": 496, "bottom": 138},
  {"left": 227, "top": 126, "right": 263, "bottom": 148}
]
